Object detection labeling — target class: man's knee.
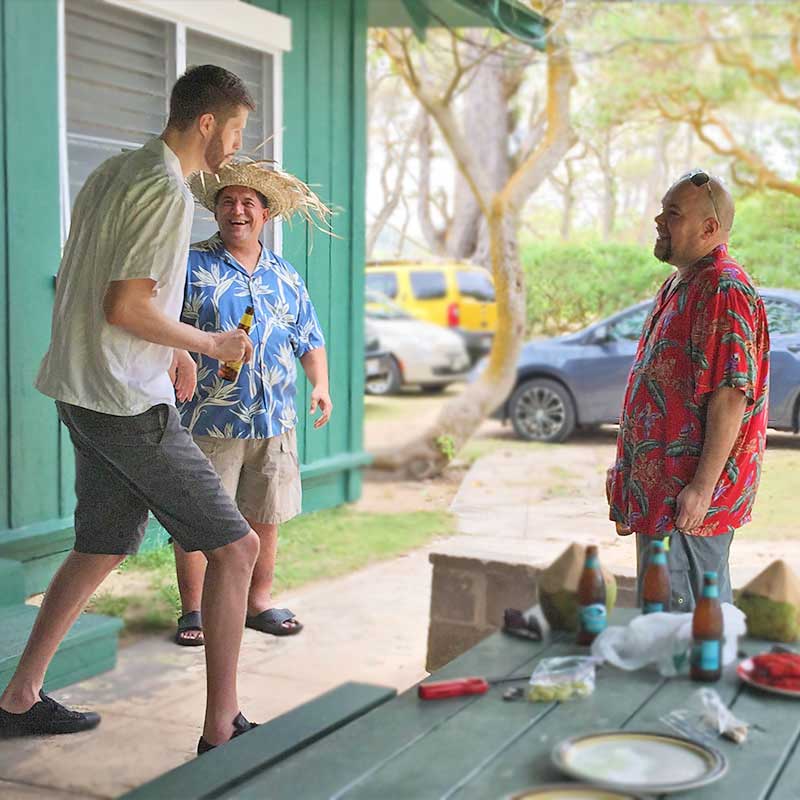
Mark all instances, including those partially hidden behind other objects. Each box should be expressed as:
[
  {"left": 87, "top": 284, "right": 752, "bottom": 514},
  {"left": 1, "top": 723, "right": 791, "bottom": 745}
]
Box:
[{"left": 206, "top": 530, "right": 260, "bottom": 569}]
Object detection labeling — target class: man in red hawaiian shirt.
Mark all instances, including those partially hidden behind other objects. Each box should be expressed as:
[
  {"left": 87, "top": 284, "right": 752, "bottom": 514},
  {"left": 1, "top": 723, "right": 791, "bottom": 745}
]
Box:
[{"left": 607, "top": 170, "right": 770, "bottom": 612}]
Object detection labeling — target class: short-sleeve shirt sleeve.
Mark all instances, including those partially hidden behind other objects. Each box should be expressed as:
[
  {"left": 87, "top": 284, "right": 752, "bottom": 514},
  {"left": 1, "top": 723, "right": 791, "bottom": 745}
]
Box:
[
  {"left": 692, "top": 278, "right": 762, "bottom": 405},
  {"left": 111, "top": 177, "right": 191, "bottom": 285},
  {"left": 291, "top": 278, "right": 325, "bottom": 358}
]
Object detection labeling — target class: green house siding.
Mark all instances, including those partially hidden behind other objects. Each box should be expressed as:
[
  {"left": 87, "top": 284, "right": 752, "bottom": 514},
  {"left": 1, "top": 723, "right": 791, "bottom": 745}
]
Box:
[{"left": 0, "top": 0, "right": 369, "bottom": 591}]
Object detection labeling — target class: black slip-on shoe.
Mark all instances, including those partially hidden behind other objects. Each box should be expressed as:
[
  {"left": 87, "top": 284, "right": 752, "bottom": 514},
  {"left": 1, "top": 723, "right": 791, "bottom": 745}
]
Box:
[
  {"left": 197, "top": 712, "right": 258, "bottom": 755},
  {"left": 0, "top": 692, "right": 101, "bottom": 738}
]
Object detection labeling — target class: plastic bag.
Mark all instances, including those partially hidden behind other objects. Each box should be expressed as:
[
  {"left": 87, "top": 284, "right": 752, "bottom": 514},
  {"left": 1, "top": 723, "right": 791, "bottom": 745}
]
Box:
[
  {"left": 662, "top": 688, "right": 750, "bottom": 744},
  {"left": 527, "top": 656, "right": 597, "bottom": 702},
  {"left": 590, "top": 603, "right": 746, "bottom": 676}
]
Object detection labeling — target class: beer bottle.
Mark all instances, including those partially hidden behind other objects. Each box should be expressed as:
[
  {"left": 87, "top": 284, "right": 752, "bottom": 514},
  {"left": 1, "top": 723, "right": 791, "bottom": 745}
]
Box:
[
  {"left": 218, "top": 305, "right": 254, "bottom": 382},
  {"left": 642, "top": 539, "right": 670, "bottom": 613},
  {"left": 577, "top": 545, "right": 607, "bottom": 646},
  {"left": 690, "top": 571, "right": 723, "bottom": 682}
]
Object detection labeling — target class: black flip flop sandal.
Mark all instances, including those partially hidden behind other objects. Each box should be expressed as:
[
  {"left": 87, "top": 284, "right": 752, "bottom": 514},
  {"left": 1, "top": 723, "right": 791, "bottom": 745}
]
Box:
[
  {"left": 175, "top": 611, "right": 204, "bottom": 647},
  {"left": 245, "top": 607, "right": 303, "bottom": 637}
]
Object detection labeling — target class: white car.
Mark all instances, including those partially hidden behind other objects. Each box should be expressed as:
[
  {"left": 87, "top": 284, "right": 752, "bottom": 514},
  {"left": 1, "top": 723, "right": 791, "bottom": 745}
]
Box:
[{"left": 364, "top": 291, "right": 471, "bottom": 395}]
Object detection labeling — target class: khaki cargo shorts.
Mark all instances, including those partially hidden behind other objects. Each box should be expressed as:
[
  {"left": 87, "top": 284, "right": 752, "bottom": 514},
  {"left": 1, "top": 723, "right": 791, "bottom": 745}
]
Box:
[{"left": 193, "top": 428, "right": 302, "bottom": 525}]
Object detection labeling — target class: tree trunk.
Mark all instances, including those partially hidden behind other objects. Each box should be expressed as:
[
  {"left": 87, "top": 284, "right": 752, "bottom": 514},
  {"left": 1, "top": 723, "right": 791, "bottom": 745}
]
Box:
[{"left": 372, "top": 202, "right": 525, "bottom": 477}]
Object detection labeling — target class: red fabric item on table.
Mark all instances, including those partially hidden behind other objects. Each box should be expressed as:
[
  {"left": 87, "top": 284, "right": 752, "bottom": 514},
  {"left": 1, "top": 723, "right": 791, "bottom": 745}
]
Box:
[{"left": 751, "top": 653, "right": 800, "bottom": 690}]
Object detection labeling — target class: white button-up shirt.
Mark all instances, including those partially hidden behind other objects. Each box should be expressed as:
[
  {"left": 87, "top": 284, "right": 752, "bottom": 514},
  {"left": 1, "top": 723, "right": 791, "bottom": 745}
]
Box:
[{"left": 37, "top": 138, "right": 194, "bottom": 415}]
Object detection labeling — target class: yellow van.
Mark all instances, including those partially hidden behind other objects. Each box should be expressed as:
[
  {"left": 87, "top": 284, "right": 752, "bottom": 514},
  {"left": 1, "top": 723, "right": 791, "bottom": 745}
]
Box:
[{"left": 365, "top": 260, "right": 497, "bottom": 363}]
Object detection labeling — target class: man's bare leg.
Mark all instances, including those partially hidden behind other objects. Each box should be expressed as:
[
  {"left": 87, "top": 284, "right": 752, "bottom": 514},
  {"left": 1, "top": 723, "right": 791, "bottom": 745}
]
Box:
[
  {"left": 173, "top": 542, "right": 207, "bottom": 643},
  {"left": 247, "top": 522, "right": 278, "bottom": 614},
  {"left": 247, "top": 521, "right": 300, "bottom": 632},
  {"left": 0, "top": 551, "right": 124, "bottom": 713},
  {"left": 200, "top": 530, "right": 259, "bottom": 745}
]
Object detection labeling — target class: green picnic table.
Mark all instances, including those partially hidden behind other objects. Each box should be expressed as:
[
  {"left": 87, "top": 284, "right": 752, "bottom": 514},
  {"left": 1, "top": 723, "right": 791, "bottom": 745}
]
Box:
[{"left": 206, "top": 607, "right": 800, "bottom": 800}]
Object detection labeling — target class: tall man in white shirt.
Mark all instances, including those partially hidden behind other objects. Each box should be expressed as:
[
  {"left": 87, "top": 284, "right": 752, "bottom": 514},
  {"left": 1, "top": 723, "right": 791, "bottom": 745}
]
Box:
[{"left": 0, "top": 65, "right": 261, "bottom": 755}]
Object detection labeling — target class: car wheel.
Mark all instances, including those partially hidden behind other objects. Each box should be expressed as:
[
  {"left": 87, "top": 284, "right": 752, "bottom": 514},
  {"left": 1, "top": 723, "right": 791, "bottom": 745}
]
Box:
[
  {"left": 365, "top": 357, "right": 402, "bottom": 396},
  {"left": 420, "top": 384, "right": 447, "bottom": 394},
  {"left": 508, "top": 378, "right": 576, "bottom": 443}
]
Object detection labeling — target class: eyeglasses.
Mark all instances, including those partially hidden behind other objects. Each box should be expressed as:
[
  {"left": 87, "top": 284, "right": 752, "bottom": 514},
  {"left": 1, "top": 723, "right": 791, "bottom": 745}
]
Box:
[{"left": 682, "top": 169, "right": 721, "bottom": 226}]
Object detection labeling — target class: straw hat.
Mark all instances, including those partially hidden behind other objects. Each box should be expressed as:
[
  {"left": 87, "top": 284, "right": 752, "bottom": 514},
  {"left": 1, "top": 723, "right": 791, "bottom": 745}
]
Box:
[{"left": 189, "top": 160, "right": 332, "bottom": 229}]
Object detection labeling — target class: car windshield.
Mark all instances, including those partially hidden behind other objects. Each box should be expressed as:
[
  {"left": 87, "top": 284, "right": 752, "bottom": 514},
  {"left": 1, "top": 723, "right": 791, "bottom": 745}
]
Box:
[{"left": 365, "top": 289, "right": 413, "bottom": 320}]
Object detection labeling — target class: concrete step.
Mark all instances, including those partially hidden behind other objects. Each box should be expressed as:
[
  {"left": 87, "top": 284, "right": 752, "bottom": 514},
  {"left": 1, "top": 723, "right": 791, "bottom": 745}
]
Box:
[{"left": 0, "top": 604, "right": 124, "bottom": 694}]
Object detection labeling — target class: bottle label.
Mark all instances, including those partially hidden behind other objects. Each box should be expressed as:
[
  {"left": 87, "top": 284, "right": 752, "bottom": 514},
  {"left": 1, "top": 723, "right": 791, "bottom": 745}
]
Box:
[
  {"left": 643, "top": 602, "right": 664, "bottom": 614},
  {"left": 692, "top": 640, "right": 721, "bottom": 672},
  {"left": 585, "top": 556, "right": 600, "bottom": 569},
  {"left": 703, "top": 585, "right": 719, "bottom": 599},
  {"left": 650, "top": 552, "right": 667, "bottom": 566},
  {"left": 579, "top": 604, "right": 607, "bottom": 635}
]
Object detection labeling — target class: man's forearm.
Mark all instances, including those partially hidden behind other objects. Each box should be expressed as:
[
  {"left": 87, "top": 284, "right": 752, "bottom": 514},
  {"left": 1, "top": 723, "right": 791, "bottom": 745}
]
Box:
[
  {"left": 106, "top": 293, "right": 215, "bottom": 356},
  {"left": 692, "top": 386, "right": 747, "bottom": 492},
  {"left": 300, "top": 347, "right": 329, "bottom": 389}
]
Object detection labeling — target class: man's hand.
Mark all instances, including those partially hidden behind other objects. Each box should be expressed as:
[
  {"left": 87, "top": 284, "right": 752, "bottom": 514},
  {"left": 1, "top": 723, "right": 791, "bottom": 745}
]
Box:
[
  {"left": 209, "top": 329, "right": 254, "bottom": 364},
  {"left": 310, "top": 386, "right": 333, "bottom": 429},
  {"left": 675, "top": 482, "right": 714, "bottom": 533},
  {"left": 169, "top": 350, "right": 197, "bottom": 402}
]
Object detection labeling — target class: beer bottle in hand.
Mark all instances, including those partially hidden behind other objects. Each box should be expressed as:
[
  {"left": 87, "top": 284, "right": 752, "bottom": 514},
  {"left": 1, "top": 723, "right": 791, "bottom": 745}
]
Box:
[
  {"left": 642, "top": 539, "right": 670, "bottom": 613},
  {"left": 218, "top": 305, "right": 254, "bottom": 382},
  {"left": 577, "top": 545, "right": 607, "bottom": 646},
  {"left": 690, "top": 571, "right": 723, "bottom": 682}
]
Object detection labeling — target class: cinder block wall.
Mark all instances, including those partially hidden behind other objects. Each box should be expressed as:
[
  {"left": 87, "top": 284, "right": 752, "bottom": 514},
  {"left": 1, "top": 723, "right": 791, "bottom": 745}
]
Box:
[{"left": 426, "top": 553, "right": 638, "bottom": 672}]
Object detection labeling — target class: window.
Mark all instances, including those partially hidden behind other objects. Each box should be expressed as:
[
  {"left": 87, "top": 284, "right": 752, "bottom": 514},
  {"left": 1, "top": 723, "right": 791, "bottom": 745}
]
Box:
[
  {"left": 410, "top": 270, "right": 447, "bottom": 300},
  {"left": 365, "top": 272, "right": 398, "bottom": 300},
  {"left": 61, "top": 0, "right": 284, "bottom": 246},
  {"left": 456, "top": 269, "right": 495, "bottom": 302},
  {"left": 609, "top": 305, "right": 651, "bottom": 342},
  {"left": 763, "top": 297, "right": 800, "bottom": 336}
]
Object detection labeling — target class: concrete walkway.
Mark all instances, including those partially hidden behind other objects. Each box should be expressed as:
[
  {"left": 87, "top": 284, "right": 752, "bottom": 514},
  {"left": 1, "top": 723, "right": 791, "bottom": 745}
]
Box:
[{"left": 1, "top": 444, "right": 797, "bottom": 798}]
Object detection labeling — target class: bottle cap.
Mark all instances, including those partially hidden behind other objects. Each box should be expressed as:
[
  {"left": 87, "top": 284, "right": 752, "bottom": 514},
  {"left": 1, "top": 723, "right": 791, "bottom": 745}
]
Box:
[
  {"left": 703, "top": 570, "right": 718, "bottom": 582},
  {"left": 651, "top": 539, "right": 665, "bottom": 552}
]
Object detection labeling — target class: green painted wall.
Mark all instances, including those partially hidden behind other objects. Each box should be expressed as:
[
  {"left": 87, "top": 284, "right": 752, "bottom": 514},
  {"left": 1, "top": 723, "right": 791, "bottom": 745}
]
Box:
[{"left": 0, "top": 0, "right": 369, "bottom": 588}]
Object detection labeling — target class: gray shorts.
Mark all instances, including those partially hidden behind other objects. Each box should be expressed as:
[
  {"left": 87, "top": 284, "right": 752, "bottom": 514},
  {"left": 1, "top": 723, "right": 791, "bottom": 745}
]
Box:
[
  {"left": 636, "top": 531, "right": 733, "bottom": 613},
  {"left": 57, "top": 401, "right": 251, "bottom": 555}
]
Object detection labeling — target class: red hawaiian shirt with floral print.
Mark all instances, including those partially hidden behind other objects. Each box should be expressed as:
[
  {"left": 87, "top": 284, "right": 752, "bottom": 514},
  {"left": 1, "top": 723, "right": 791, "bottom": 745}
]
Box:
[{"left": 607, "top": 244, "right": 770, "bottom": 538}]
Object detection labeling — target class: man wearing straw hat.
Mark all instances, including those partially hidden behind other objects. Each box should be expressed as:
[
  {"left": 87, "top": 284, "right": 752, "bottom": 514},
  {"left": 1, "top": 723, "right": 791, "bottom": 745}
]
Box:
[
  {"left": 0, "top": 66, "right": 262, "bottom": 754},
  {"left": 170, "top": 161, "right": 333, "bottom": 646}
]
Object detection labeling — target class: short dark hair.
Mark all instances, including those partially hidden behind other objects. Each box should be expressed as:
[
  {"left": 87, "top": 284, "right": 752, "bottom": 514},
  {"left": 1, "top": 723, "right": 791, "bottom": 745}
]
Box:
[
  {"left": 168, "top": 65, "right": 255, "bottom": 131},
  {"left": 214, "top": 186, "right": 270, "bottom": 210}
]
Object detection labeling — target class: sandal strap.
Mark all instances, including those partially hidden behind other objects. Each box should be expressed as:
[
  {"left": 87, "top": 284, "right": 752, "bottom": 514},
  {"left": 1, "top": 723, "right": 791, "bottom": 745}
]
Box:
[
  {"left": 177, "top": 610, "right": 203, "bottom": 631},
  {"left": 254, "top": 608, "right": 294, "bottom": 625}
]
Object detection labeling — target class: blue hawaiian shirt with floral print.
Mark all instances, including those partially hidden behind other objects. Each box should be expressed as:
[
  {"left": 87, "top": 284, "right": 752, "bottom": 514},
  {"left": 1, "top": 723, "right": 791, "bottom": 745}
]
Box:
[{"left": 177, "top": 233, "right": 324, "bottom": 438}]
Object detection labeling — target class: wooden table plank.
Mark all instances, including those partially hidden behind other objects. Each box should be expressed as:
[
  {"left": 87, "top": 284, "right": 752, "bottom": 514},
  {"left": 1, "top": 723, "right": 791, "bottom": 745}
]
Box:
[
  {"left": 218, "top": 631, "right": 556, "bottom": 800},
  {"left": 443, "top": 661, "right": 668, "bottom": 799},
  {"left": 768, "top": 733, "right": 800, "bottom": 800}
]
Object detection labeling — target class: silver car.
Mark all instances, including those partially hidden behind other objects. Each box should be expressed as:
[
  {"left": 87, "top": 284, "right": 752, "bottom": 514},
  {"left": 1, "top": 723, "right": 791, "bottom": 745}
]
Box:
[{"left": 364, "top": 290, "right": 471, "bottom": 395}]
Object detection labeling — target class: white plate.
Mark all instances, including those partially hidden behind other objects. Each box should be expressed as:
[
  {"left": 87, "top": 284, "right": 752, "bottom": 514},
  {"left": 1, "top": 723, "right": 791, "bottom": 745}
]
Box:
[
  {"left": 551, "top": 731, "right": 727, "bottom": 795},
  {"left": 737, "top": 657, "right": 800, "bottom": 698},
  {"left": 508, "top": 785, "right": 641, "bottom": 800}
]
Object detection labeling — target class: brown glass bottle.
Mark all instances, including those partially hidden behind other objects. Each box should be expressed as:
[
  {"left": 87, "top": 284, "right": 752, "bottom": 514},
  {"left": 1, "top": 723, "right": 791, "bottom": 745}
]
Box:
[
  {"left": 577, "top": 545, "right": 607, "bottom": 646},
  {"left": 690, "top": 571, "right": 723, "bottom": 682},
  {"left": 218, "top": 305, "right": 255, "bottom": 382},
  {"left": 642, "top": 539, "right": 670, "bottom": 614}
]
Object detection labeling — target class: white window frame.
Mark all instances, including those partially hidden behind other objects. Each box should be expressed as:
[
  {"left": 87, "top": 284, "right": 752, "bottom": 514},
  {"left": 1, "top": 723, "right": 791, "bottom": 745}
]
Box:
[{"left": 57, "top": 0, "right": 288, "bottom": 252}]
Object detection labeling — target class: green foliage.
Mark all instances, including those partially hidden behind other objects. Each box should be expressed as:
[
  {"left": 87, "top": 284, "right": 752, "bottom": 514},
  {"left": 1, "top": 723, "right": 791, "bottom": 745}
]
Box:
[
  {"left": 520, "top": 239, "right": 664, "bottom": 335},
  {"left": 521, "top": 191, "right": 800, "bottom": 335},
  {"left": 730, "top": 192, "right": 800, "bottom": 289},
  {"left": 435, "top": 434, "right": 456, "bottom": 461}
]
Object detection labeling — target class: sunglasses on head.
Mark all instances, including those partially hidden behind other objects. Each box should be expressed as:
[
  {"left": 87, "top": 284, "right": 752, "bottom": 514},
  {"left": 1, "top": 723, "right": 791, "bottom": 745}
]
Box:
[{"left": 681, "top": 169, "right": 721, "bottom": 225}]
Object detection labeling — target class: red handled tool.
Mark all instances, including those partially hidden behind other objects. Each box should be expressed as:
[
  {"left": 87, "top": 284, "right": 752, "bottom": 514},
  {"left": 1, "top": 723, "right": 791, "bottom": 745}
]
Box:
[{"left": 418, "top": 674, "right": 529, "bottom": 700}]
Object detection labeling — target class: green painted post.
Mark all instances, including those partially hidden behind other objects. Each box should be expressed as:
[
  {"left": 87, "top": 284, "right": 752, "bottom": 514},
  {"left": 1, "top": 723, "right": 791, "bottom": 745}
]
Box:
[
  {"left": 304, "top": 0, "right": 334, "bottom": 468},
  {"left": 347, "top": 0, "right": 368, "bottom": 502},
  {"left": 4, "top": 0, "right": 61, "bottom": 529},
  {"left": 0, "top": 0, "right": 9, "bottom": 531},
  {"left": 329, "top": 1, "right": 354, "bottom": 470}
]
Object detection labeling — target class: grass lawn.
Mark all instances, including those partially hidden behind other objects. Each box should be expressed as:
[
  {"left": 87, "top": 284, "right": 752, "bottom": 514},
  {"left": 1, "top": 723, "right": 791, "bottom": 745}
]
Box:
[
  {"left": 88, "top": 507, "right": 455, "bottom": 634},
  {"left": 740, "top": 440, "right": 800, "bottom": 541}
]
